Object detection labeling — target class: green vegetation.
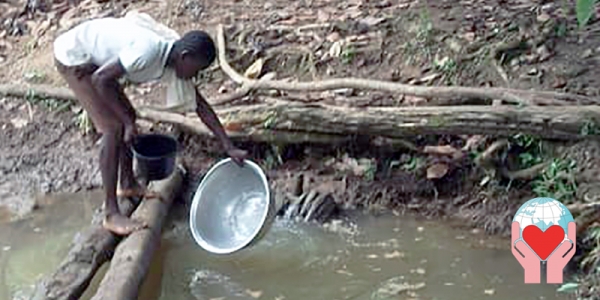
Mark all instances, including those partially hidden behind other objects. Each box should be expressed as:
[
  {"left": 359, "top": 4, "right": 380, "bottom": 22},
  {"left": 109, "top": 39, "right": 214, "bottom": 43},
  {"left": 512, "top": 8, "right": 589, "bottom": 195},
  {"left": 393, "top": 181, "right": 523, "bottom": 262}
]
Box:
[
  {"left": 576, "top": 0, "right": 598, "bottom": 27},
  {"left": 341, "top": 45, "right": 357, "bottom": 65},
  {"left": 532, "top": 158, "right": 577, "bottom": 203},
  {"left": 506, "top": 134, "right": 577, "bottom": 202},
  {"left": 264, "top": 145, "right": 283, "bottom": 169},
  {"left": 74, "top": 110, "right": 94, "bottom": 136},
  {"left": 24, "top": 89, "right": 69, "bottom": 111}
]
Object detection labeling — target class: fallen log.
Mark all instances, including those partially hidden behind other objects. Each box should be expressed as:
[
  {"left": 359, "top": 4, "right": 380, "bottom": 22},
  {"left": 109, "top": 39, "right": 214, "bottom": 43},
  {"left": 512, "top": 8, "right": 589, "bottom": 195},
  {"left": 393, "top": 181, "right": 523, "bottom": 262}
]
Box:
[
  {"left": 214, "top": 24, "right": 600, "bottom": 107},
  {"left": 90, "top": 165, "right": 185, "bottom": 300},
  {"left": 31, "top": 198, "right": 138, "bottom": 300},
  {"left": 138, "top": 101, "right": 600, "bottom": 142}
]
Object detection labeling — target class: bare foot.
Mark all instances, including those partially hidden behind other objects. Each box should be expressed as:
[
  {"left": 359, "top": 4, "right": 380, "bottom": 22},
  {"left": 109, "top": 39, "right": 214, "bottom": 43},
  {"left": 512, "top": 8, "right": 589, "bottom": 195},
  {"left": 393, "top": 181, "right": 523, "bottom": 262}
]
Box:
[
  {"left": 103, "top": 213, "right": 148, "bottom": 236},
  {"left": 117, "top": 188, "right": 162, "bottom": 201}
]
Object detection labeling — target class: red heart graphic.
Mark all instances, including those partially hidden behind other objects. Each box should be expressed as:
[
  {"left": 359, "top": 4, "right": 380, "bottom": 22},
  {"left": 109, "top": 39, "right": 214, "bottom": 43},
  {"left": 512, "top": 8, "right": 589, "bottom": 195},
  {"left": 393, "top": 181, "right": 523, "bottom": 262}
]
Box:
[{"left": 522, "top": 225, "right": 565, "bottom": 260}]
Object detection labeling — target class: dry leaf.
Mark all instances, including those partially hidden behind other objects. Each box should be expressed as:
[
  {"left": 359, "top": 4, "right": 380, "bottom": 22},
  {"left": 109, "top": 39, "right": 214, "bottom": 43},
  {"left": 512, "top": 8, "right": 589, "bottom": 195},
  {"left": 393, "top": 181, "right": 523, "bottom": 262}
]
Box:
[
  {"left": 317, "top": 10, "right": 330, "bottom": 22},
  {"left": 404, "top": 95, "right": 427, "bottom": 105},
  {"left": 10, "top": 118, "right": 28, "bottom": 128},
  {"left": 419, "top": 73, "right": 441, "bottom": 83},
  {"left": 537, "top": 13, "right": 550, "bottom": 22},
  {"left": 326, "top": 32, "right": 341, "bottom": 42},
  {"left": 244, "top": 58, "right": 264, "bottom": 79},
  {"left": 345, "top": 7, "right": 363, "bottom": 19},
  {"left": 275, "top": 296, "right": 286, "bottom": 300},
  {"left": 245, "top": 289, "right": 263, "bottom": 298},
  {"left": 224, "top": 122, "right": 245, "bottom": 132},
  {"left": 359, "top": 16, "right": 385, "bottom": 27},
  {"left": 463, "top": 32, "right": 476, "bottom": 42},
  {"left": 426, "top": 163, "right": 449, "bottom": 179},
  {"left": 366, "top": 254, "right": 378, "bottom": 259},
  {"left": 423, "top": 145, "right": 459, "bottom": 156},
  {"left": 462, "top": 135, "right": 484, "bottom": 151},
  {"left": 334, "top": 156, "right": 374, "bottom": 177},
  {"left": 329, "top": 40, "right": 343, "bottom": 58},
  {"left": 260, "top": 72, "right": 277, "bottom": 80}
]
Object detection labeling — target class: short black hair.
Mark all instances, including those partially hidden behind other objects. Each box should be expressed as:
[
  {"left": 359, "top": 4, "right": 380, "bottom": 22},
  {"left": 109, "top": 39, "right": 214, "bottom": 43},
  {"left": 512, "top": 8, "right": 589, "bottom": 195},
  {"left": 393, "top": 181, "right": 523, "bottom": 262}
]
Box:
[{"left": 172, "top": 30, "right": 216, "bottom": 66}]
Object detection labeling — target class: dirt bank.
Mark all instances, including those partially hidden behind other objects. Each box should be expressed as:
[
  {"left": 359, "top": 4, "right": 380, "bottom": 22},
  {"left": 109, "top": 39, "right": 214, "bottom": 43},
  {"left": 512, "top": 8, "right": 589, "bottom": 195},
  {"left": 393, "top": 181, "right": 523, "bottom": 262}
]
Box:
[{"left": 0, "top": 97, "right": 100, "bottom": 218}]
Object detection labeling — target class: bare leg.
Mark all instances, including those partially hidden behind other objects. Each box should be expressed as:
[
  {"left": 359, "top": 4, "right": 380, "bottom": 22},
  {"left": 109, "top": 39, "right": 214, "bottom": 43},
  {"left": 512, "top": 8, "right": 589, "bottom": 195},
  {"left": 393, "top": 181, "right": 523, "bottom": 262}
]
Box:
[
  {"left": 116, "top": 84, "right": 161, "bottom": 202},
  {"left": 118, "top": 143, "right": 140, "bottom": 191},
  {"left": 55, "top": 60, "right": 148, "bottom": 235},
  {"left": 117, "top": 145, "right": 162, "bottom": 201},
  {"left": 101, "top": 126, "right": 148, "bottom": 235}
]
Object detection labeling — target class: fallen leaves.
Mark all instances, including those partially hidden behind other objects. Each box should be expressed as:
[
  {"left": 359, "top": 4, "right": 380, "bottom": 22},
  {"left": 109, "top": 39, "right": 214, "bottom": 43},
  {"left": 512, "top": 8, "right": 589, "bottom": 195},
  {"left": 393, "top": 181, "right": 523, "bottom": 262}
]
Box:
[
  {"left": 223, "top": 121, "right": 244, "bottom": 132},
  {"left": 423, "top": 145, "right": 465, "bottom": 160},
  {"left": 462, "top": 135, "right": 485, "bottom": 152},
  {"left": 244, "top": 58, "right": 264, "bottom": 79},
  {"left": 426, "top": 163, "right": 449, "bottom": 179},
  {"left": 358, "top": 16, "right": 385, "bottom": 27},
  {"left": 423, "top": 145, "right": 459, "bottom": 156},
  {"left": 329, "top": 40, "right": 343, "bottom": 58},
  {"left": 10, "top": 117, "right": 29, "bottom": 128},
  {"left": 331, "top": 155, "right": 375, "bottom": 177}
]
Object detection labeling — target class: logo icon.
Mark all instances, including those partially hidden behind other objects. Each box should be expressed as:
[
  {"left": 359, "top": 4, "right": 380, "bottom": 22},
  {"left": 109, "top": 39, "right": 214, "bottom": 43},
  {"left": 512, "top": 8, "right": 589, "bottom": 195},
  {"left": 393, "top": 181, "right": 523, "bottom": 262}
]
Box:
[{"left": 511, "top": 197, "right": 576, "bottom": 284}]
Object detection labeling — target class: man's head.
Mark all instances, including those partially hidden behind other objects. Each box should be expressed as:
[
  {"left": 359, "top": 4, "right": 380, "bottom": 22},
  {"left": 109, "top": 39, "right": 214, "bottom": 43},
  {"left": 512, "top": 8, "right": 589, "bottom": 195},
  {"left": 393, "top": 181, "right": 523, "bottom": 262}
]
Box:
[{"left": 171, "top": 30, "right": 216, "bottom": 79}]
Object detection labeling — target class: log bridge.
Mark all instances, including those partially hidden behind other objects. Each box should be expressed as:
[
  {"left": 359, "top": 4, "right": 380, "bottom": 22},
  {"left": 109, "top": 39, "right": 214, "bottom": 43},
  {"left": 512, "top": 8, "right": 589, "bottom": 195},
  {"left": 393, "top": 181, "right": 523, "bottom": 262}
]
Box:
[{"left": 32, "top": 165, "right": 185, "bottom": 300}]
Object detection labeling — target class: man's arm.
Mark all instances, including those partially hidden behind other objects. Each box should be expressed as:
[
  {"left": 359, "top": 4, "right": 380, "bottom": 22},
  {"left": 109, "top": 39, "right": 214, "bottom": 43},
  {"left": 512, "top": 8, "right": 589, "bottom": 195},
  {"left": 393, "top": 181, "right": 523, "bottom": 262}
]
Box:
[
  {"left": 194, "top": 90, "right": 235, "bottom": 151},
  {"left": 91, "top": 59, "right": 136, "bottom": 129}
]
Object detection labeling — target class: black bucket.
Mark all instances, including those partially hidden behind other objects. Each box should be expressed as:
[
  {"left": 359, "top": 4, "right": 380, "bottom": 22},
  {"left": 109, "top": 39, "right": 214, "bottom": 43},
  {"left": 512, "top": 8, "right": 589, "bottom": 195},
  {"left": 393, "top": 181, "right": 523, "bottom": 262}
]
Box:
[{"left": 132, "top": 133, "right": 179, "bottom": 181}]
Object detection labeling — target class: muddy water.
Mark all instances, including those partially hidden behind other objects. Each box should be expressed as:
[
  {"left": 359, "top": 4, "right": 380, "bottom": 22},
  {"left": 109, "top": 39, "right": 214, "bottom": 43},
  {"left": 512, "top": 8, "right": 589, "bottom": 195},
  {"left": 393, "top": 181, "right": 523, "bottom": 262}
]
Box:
[
  {"left": 146, "top": 213, "right": 570, "bottom": 300},
  {"left": 0, "top": 192, "right": 571, "bottom": 300},
  {"left": 0, "top": 191, "right": 100, "bottom": 300}
]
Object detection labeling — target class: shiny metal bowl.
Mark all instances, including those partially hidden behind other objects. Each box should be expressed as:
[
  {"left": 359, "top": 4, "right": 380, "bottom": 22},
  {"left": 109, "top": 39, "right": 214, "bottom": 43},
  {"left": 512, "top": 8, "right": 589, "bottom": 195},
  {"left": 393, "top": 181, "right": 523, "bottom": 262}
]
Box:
[{"left": 189, "top": 158, "right": 276, "bottom": 254}]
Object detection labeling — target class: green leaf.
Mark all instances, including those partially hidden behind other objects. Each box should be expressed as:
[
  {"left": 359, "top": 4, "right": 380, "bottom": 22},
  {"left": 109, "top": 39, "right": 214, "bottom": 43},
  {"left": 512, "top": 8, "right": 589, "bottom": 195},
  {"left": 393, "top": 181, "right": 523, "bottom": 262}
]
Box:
[
  {"left": 576, "top": 0, "right": 597, "bottom": 28},
  {"left": 557, "top": 282, "right": 579, "bottom": 293}
]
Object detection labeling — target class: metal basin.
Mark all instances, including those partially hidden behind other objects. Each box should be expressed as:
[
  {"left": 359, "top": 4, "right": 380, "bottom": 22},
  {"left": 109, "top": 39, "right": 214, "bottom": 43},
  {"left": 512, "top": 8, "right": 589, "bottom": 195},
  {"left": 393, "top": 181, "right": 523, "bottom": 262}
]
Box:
[{"left": 189, "top": 158, "right": 276, "bottom": 254}]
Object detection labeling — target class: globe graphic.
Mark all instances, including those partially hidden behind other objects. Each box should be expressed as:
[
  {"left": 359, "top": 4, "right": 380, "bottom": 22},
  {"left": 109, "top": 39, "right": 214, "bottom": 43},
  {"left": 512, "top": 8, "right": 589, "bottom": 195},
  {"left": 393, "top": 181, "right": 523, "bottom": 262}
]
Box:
[{"left": 513, "top": 197, "right": 574, "bottom": 240}]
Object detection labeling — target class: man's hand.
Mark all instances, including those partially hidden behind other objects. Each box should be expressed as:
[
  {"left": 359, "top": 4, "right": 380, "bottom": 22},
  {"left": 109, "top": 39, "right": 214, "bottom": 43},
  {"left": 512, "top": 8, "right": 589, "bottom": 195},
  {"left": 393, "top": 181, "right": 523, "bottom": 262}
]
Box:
[{"left": 227, "top": 148, "right": 248, "bottom": 167}]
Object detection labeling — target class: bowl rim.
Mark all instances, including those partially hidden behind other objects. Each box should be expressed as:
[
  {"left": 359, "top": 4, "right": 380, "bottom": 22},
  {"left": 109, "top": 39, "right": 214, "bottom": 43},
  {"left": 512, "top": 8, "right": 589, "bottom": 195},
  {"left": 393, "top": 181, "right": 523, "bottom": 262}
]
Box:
[
  {"left": 131, "top": 133, "right": 179, "bottom": 160},
  {"left": 189, "top": 158, "right": 271, "bottom": 254}
]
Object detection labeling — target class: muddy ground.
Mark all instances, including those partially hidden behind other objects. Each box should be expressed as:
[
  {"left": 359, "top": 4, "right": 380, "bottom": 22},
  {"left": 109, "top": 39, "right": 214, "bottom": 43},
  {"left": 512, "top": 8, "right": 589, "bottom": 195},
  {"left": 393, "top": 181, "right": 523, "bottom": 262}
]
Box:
[{"left": 1, "top": 0, "right": 600, "bottom": 296}]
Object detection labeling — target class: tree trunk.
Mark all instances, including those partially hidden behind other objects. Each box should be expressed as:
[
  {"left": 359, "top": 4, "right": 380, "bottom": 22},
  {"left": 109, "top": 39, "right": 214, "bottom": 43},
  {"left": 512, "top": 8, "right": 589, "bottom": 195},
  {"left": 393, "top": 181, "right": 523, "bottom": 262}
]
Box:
[
  {"left": 138, "top": 101, "right": 600, "bottom": 142},
  {"left": 31, "top": 198, "right": 137, "bottom": 300},
  {"left": 89, "top": 166, "right": 185, "bottom": 300}
]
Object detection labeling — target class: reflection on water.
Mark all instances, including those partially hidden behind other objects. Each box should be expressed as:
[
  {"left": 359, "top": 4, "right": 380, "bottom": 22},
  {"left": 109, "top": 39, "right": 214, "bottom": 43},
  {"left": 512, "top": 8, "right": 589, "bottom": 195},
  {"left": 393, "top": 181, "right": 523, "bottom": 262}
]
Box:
[{"left": 0, "top": 192, "right": 573, "bottom": 300}]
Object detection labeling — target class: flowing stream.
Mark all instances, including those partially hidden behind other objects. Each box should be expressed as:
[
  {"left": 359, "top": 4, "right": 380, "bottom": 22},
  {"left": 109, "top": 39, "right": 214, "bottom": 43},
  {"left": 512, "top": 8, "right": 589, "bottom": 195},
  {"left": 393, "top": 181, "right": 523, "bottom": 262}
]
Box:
[{"left": 0, "top": 191, "right": 572, "bottom": 300}]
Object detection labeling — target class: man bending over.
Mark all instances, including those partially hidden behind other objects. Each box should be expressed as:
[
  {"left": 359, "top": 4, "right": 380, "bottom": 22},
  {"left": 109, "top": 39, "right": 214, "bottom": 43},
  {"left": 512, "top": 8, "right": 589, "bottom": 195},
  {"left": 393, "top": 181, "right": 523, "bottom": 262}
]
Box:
[{"left": 53, "top": 12, "right": 247, "bottom": 236}]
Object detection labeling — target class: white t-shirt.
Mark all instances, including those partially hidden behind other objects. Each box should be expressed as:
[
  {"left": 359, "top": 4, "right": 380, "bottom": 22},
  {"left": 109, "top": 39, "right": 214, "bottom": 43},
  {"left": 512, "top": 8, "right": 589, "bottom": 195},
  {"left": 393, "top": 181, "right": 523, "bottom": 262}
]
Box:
[{"left": 53, "top": 13, "right": 197, "bottom": 109}]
